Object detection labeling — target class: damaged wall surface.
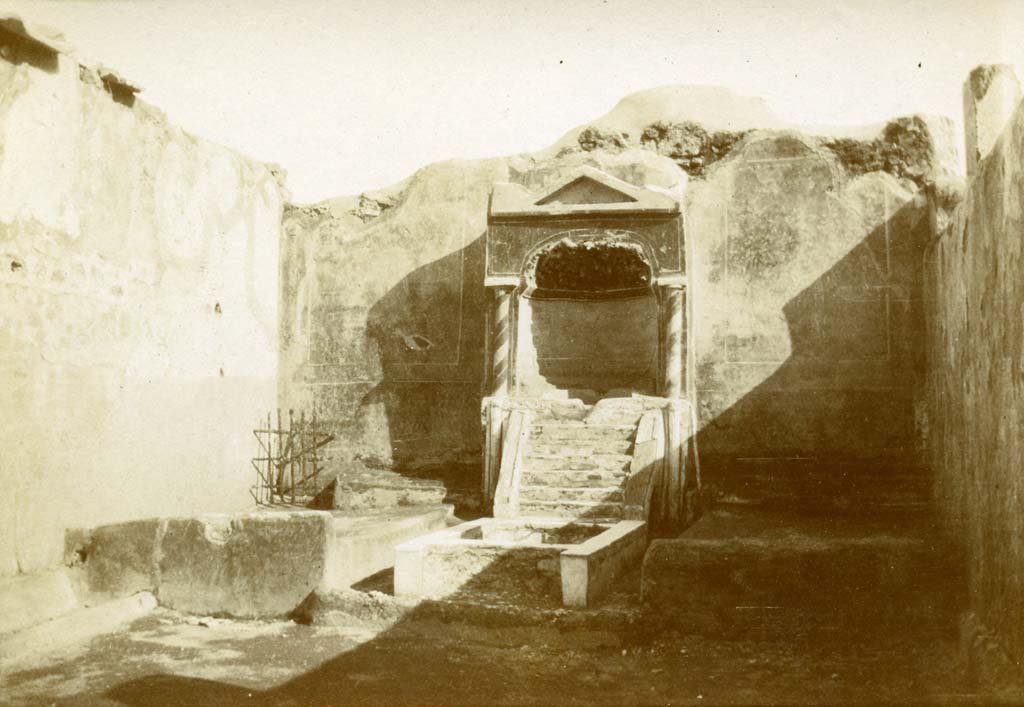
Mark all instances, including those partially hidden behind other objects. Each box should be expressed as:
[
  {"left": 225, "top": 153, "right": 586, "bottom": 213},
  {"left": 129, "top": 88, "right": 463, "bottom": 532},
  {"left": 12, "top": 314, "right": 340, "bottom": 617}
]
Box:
[
  {"left": 924, "top": 94, "right": 1024, "bottom": 672},
  {"left": 0, "top": 24, "right": 282, "bottom": 575},
  {"left": 280, "top": 88, "right": 954, "bottom": 505}
]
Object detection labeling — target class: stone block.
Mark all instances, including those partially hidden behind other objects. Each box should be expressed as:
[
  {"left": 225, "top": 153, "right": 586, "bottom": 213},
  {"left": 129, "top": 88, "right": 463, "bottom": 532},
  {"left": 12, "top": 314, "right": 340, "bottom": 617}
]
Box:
[
  {"left": 68, "top": 519, "right": 162, "bottom": 600},
  {"left": 157, "top": 511, "right": 333, "bottom": 618}
]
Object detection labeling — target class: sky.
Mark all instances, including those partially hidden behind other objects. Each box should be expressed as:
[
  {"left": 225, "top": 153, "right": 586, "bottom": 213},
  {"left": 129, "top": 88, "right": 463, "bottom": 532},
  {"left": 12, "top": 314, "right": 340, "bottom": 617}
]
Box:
[{"left": 3, "top": 0, "right": 1023, "bottom": 202}]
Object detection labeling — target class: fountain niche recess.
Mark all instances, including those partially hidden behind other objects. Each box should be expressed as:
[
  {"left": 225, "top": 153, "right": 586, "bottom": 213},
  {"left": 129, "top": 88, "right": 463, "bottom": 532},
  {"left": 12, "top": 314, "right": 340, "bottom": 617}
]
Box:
[
  {"left": 483, "top": 165, "right": 687, "bottom": 405},
  {"left": 518, "top": 236, "right": 658, "bottom": 401},
  {"left": 475, "top": 165, "right": 692, "bottom": 535},
  {"left": 397, "top": 168, "right": 691, "bottom": 608}
]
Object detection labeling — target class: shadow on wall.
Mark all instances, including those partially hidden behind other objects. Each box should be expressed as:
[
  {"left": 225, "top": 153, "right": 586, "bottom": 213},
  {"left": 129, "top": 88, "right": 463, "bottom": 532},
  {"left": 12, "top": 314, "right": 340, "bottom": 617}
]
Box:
[
  {"left": 694, "top": 195, "right": 931, "bottom": 508},
  {"left": 357, "top": 233, "right": 487, "bottom": 492}
]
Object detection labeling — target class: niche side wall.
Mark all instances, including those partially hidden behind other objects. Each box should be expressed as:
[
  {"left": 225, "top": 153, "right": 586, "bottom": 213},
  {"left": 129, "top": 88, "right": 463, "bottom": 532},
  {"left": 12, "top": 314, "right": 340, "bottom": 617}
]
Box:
[{"left": 0, "top": 37, "right": 282, "bottom": 575}]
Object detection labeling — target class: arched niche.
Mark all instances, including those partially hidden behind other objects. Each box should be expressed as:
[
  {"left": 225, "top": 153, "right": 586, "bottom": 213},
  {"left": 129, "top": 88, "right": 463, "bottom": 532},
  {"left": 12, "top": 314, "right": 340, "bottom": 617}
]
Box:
[{"left": 516, "top": 233, "right": 659, "bottom": 400}]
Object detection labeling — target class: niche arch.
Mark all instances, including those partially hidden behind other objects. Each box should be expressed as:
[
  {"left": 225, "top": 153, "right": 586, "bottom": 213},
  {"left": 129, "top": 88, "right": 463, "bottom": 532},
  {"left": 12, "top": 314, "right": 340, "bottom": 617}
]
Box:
[{"left": 520, "top": 230, "right": 658, "bottom": 298}]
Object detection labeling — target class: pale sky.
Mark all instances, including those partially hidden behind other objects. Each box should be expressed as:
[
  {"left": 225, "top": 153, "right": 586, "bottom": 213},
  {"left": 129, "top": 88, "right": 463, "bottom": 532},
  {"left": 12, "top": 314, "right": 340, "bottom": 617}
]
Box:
[{"left": 4, "top": 0, "right": 1023, "bottom": 203}]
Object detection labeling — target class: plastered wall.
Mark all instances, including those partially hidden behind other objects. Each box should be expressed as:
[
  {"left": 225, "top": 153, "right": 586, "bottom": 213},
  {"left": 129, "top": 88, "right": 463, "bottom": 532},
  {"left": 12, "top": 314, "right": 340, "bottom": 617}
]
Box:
[{"left": 0, "top": 36, "right": 281, "bottom": 575}]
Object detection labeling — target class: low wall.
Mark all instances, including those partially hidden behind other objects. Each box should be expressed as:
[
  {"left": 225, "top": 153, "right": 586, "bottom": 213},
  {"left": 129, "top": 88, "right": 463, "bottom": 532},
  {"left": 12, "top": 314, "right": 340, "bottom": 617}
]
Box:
[{"left": 0, "top": 24, "right": 282, "bottom": 576}]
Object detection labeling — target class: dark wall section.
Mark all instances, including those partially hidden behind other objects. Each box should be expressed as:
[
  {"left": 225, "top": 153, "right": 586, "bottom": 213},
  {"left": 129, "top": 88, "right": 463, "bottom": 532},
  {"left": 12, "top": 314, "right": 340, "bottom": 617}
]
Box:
[{"left": 517, "top": 294, "right": 658, "bottom": 398}]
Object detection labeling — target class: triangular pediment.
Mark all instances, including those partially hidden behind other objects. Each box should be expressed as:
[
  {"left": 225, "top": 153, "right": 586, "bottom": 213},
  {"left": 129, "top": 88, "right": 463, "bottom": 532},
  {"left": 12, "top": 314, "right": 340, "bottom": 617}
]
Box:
[
  {"left": 488, "top": 165, "right": 680, "bottom": 219},
  {"left": 535, "top": 175, "right": 638, "bottom": 205}
]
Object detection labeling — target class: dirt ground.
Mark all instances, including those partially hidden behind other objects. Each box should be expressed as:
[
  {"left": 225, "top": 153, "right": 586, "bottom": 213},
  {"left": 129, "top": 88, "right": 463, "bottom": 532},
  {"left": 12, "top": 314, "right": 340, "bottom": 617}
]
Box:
[{"left": 1, "top": 574, "right": 1005, "bottom": 707}]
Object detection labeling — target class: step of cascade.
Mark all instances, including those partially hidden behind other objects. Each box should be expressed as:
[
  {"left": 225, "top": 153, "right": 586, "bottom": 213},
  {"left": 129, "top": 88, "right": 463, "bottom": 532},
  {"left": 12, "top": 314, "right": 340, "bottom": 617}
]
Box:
[
  {"left": 522, "top": 453, "right": 633, "bottom": 472},
  {"left": 529, "top": 422, "right": 636, "bottom": 441},
  {"left": 517, "top": 499, "right": 625, "bottom": 523},
  {"left": 522, "top": 467, "right": 629, "bottom": 487},
  {"left": 528, "top": 439, "right": 634, "bottom": 456},
  {"left": 518, "top": 485, "right": 624, "bottom": 504}
]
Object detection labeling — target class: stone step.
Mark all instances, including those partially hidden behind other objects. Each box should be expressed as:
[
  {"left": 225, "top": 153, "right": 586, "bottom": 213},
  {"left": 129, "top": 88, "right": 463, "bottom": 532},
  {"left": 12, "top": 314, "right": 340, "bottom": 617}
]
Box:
[
  {"left": 530, "top": 422, "right": 636, "bottom": 441},
  {"left": 527, "top": 439, "right": 634, "bottom": 456},
  {"left": 519, "top": 485, "right": 624, "bottom": 504},
  {"left": 527, "top": 403, "right": 591, "bottom": 422},
  {"left": 522, "top": 453, "right": 632, "bottom": 472},
  {"left": 518, "top": 499, "right": 625, "bottom": 522},
  {"left": 584, "top": 405, "right": 647, "bottom": 427},
  {"left": 522, "top": 468, "right": 629, "bottom": 487}
]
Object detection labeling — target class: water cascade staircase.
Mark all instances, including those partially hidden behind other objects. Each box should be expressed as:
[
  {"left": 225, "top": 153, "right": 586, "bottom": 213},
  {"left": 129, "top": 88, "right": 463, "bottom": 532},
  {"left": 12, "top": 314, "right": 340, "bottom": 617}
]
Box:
[{"left": 493, "top": 398, "right": 668, "bottom": 525}]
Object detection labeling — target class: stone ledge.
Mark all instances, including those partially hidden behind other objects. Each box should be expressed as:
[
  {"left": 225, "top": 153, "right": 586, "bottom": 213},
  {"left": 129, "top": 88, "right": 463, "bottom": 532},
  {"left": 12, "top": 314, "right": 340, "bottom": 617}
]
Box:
[
  {"left": 0, "top": 569, "right": 79, "bottom": 636},
  {"left": 325, "top": 506, "right": 451, "bottom": 590},
  {"left": 0, "top": 592, "right": 156, "bottom": 671}
]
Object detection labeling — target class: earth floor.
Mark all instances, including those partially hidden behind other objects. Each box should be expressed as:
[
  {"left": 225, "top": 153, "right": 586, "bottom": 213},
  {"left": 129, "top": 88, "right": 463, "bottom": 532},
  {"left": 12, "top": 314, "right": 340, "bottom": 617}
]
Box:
[{"left": 1, "top": 569, "right": 1007, "bottom": 707}]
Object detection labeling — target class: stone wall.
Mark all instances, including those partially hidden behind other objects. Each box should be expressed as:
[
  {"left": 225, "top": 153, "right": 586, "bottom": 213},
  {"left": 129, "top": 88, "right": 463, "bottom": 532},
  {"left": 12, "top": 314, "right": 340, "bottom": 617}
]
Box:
[
  {"left": 280, "top": 88, "right": 952, "bottom": 507},
  {"left": 0, "top": 26, "right": 282, "bottom": 575},
  {"left": 924, "top": 98, "right": 1024, "bottom": 673}
]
